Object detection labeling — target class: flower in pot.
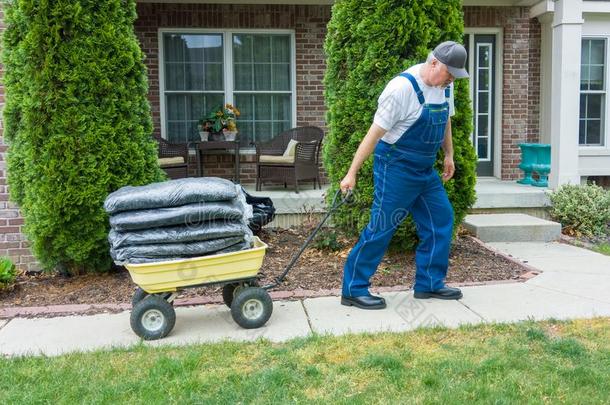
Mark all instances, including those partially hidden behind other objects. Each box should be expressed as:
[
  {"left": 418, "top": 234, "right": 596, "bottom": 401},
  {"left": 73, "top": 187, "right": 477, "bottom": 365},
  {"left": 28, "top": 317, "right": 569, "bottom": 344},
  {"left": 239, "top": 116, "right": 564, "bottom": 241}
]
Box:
[
  {"left": 197, "top": 121, "right": 210, "bottom": 141},
  {"left": 224, "top": 119, "right": 238, "bottom": 141},
  {"left": 200, "top": 104, "right": 240, "bottom": 141}
]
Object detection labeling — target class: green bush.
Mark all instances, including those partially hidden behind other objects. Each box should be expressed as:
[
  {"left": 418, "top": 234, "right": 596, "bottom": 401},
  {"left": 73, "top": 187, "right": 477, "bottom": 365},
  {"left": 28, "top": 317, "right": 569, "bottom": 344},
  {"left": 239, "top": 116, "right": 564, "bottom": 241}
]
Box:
[
  {"left": 323, "top": 0, "right": 477, "bottom": 250},
  {"left": 548, "top": 184, "right": 610, "bottom": 237},
  {"left": 313, "top": 229, "right": 344, "bottom": 252},
  {"left": 2, "top": 0, "right": 165, "bottom": 274},
  {"left": 0, "top": 256, "right": 17, "bottom": 290}
]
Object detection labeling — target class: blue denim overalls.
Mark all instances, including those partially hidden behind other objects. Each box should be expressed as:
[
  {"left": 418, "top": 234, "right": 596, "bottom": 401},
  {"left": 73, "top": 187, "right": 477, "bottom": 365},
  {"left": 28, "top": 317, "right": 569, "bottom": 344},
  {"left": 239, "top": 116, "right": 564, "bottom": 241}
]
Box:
[{"left": 343, "top": 72, "right": 454, "bottom": 296}]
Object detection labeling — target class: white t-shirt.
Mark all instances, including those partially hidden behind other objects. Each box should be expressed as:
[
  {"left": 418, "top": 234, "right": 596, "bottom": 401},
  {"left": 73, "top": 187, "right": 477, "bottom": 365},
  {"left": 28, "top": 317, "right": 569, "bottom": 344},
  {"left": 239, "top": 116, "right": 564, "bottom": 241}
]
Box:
[{"left": 374, "top": 64, "right": 455, "bottom": 144}]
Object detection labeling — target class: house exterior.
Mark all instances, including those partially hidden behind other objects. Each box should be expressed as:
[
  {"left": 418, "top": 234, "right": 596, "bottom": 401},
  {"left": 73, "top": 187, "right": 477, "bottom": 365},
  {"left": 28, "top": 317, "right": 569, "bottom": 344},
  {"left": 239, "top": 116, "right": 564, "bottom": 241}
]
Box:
[{"left": 0, "top": 0, "right": 609, "bottom": 269}]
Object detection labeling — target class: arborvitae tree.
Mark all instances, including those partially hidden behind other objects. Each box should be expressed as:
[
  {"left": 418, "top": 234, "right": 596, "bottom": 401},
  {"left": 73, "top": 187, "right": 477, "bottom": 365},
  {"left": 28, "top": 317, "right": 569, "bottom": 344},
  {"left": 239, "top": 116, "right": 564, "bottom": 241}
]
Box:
[
  {"left": 2, "top": 0, "right": 165, "bottom": 273},
  {"left": 323, "top": 0, "right": 477, "bottom": 250}
]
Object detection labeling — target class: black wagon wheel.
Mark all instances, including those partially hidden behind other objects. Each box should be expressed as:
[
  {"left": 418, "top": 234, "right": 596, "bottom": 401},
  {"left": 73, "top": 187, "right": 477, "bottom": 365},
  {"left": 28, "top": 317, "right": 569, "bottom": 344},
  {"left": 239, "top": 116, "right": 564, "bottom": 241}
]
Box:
[
  {"left": 230, "top": 287, "right": 273, "bottom": 329},
  {"left": 222, "top": 280, "right": 259, "bottom": 308},
  {"left": 130, "top": 295, "right": 176, "bottom": 340},
  {"left": 131, "top": 288, "right": 149, "bottom": 307},
  {"left": 132, "top": 288, "right": 174, "bottom": 307},
  {"left": 222, "top": 283, "right": 239, "bottom": 308}
]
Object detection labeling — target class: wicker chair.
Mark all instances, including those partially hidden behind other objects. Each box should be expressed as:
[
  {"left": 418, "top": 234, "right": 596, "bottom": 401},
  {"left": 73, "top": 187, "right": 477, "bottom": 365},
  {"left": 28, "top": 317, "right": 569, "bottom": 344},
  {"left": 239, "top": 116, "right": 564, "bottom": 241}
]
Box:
[
  {"left": 254, "top": 126, "right": 324, "bottom": 193},
  {"left": 154, "top": 135, "right": 190, "bottom": 179}
]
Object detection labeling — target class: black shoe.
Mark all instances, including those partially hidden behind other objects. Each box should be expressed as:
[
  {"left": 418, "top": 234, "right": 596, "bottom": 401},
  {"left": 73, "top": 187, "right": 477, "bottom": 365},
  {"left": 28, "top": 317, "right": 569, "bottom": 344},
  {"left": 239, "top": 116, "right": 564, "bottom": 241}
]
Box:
[
  {"left": 341, "top": 295, "right": 387, "bottom": 310},
  {"left": 414, "top": 287, "right": 463, "bottom": 300}
]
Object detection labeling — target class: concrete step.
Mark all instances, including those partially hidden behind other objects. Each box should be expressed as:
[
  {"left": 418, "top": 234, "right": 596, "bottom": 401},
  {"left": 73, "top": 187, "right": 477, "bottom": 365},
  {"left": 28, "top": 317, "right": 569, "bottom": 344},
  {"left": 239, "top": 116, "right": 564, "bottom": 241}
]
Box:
[
  {"left": 473, "top": 178, "right": 551, "bottom": 209},
  {"left": 463, "top": 213, "right": 561, "bottom": 242}
]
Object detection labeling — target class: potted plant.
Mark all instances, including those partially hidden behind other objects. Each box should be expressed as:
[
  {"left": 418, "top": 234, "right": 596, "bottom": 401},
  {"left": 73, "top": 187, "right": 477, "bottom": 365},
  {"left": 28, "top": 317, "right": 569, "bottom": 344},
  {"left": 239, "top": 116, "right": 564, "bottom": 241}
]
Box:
[
  {"left": 199, "top": 104, "right": 240, "bottom": 141},
  {"left": 197, "top": 121, "right": 210, "bottom": 141}
]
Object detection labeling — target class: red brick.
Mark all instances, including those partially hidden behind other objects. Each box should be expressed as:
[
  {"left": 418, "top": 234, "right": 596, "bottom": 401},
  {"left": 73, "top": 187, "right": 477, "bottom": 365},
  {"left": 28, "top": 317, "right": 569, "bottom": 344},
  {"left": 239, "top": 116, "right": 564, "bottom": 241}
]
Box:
[{"left": 464, "top": 6, "right": 540, "bottom": 179}]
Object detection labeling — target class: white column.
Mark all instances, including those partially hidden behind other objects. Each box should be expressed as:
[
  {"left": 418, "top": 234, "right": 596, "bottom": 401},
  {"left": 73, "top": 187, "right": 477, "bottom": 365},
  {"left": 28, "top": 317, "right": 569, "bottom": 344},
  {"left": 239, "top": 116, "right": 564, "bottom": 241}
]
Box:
[{"left": 549, "top": 0, "right": 583, "bottom": 188}]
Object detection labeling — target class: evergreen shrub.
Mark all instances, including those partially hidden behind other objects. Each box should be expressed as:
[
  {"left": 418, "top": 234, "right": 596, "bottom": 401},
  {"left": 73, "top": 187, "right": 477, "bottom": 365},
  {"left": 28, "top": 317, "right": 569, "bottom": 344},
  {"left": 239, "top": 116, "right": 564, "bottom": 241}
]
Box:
[
  {"left": 2, "top": 0, "right": 164, "bottom": 273},
  {"left": 549, "top": 184, "right": 610, "bottom": 237},
  {"left": 0, "top": 256, "right": 17, "bottom": 290},
  {"left": 323, "top": 0, "right": 477, "bottom": 250}
]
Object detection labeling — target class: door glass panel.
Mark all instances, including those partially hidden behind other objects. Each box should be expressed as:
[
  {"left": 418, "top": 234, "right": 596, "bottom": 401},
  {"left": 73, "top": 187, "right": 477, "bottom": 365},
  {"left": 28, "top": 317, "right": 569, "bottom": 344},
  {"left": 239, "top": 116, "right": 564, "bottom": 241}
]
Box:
[
  {"left": 477, "top": 91, "right": 489, "bottom": 114},
  {"left": 478, "top": 47, "right": 490, "bottom": 67},
  {"left": 477, "top": 138, "right": 488, "bottom": 159},
  {"left": 477, "top": 70, "right": 489, "bottom": 91},
  {"left": 475, "top": 43, "right": 493, "bottom": 162}
]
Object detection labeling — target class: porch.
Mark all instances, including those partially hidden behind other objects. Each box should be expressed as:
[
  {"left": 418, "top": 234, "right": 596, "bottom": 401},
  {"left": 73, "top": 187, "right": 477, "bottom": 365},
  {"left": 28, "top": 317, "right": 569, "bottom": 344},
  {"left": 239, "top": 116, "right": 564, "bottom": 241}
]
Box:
[{"left": 244, "top": 177, "right": 552, "bottom": 228}]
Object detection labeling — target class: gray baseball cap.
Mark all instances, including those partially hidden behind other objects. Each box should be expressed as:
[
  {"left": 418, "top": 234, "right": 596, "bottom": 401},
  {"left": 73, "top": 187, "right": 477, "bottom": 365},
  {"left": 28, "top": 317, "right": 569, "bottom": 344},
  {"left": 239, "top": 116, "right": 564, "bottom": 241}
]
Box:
[{"left": 432, "top": 41, "right": 469, "bottom": 79}]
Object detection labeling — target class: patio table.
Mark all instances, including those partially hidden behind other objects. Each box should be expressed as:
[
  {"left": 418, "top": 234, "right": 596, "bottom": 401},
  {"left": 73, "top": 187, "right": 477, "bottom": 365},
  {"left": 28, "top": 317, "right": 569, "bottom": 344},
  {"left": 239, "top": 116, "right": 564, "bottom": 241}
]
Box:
[{"left": 193, "top": 140, "right": 240, "bottom": 183}]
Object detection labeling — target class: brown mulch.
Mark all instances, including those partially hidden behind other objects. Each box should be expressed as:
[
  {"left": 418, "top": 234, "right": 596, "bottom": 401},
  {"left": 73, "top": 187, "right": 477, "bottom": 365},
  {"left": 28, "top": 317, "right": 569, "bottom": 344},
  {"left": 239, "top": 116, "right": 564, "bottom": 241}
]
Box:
[{"left": 0, "top": 226, "right": 528, "bottom": 308}]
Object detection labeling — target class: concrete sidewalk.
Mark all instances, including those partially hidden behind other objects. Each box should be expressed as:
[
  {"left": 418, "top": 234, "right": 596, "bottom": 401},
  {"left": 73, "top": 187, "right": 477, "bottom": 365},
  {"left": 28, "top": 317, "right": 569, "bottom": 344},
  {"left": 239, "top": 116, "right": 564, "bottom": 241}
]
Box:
[{"left": 1, "top": 241, "right": 609, "bottom": 357}]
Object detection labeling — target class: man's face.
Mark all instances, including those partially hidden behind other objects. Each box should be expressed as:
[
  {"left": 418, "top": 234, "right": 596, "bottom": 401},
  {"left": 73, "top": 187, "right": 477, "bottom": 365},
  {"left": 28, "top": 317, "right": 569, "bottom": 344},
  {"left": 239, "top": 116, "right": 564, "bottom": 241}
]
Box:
[{"left": 430, "top": 60, "right": 455, "bottom": 88}]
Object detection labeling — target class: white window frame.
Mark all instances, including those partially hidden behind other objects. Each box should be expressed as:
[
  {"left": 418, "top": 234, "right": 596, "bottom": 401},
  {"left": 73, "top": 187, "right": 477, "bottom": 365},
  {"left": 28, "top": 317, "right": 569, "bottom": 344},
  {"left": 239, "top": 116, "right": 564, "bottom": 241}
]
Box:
[
  {"left": 579, "top": 36, "right": 608, "bottom": 150},
  {"left": 158, "top": 28, "right": 297, "bottom": 147}
]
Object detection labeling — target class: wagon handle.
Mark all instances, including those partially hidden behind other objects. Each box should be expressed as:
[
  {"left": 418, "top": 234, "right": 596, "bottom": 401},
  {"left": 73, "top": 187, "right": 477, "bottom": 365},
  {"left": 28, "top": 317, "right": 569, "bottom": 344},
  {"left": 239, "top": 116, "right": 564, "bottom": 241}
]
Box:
[{"left": 263, "top": 188, "right": 353, "bottom": 290}]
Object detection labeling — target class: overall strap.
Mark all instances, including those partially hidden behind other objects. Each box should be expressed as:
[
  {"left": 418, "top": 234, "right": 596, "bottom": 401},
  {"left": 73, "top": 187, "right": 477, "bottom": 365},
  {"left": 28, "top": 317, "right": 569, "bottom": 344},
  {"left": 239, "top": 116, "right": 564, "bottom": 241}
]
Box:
[
  {"left": 445, "top": 86, "right": 450, "bottom": 98},
  {"left": 399, "top": 72, "right": 425, "bottom": 105}
]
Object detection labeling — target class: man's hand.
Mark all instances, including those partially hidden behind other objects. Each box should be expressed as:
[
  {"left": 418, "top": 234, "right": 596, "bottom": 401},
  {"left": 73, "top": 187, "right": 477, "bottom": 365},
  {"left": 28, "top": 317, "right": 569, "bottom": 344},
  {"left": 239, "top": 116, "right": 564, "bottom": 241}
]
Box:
[
  {"left": 442, "top": 156, "right": 455, "bottom": 182},
  {"left": 339, "top": 123, "right": 387, "bottom": 194},
  {"left": 340, "top": 173, "right": 357, "bottom": 193}
]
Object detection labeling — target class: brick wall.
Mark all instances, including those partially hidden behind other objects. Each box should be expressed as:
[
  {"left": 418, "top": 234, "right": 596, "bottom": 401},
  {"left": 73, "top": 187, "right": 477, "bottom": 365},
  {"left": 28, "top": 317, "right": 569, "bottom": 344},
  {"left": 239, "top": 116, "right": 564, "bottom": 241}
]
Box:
[
  {"left": 0, "top": 3, "right": 543, "bottom": 270},
  {"left": 134, "top": 3, "right": 331, "bottom": 184},
  {"left": 464, "top": 7, "right": 542, "bottom": 180},
  {"left": 528, "top": 18, "right": 541, "bottom": 146},
  {"left": 0, "top": 3, "right": 39, "bottom": 271}
]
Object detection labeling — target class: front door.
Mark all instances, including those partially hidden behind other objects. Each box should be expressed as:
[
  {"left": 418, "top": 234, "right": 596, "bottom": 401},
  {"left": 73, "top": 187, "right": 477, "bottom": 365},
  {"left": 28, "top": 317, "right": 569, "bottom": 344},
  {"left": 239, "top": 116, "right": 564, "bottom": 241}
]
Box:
[{"left": 464, "top": 34, "right": 496, "bottom": 176}]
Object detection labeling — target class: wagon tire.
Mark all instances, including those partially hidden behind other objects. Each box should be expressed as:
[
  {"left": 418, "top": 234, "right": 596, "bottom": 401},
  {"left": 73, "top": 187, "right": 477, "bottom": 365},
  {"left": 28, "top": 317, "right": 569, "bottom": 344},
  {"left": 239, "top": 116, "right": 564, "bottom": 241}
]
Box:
[
  {"left": 132, "top": 288, "right": 174, "bottom": 307},
  {"left": 222, "top": 283, "right": 238, "bottom": 308},
  {"left": 130, "top": 295, "right": 176, "bottom": 340},
  {"left": 231, "top": 287, "right": 273, "bottom": 329},
  {"left": 131, "top": 288, "right": 149, "bottom": 307}
]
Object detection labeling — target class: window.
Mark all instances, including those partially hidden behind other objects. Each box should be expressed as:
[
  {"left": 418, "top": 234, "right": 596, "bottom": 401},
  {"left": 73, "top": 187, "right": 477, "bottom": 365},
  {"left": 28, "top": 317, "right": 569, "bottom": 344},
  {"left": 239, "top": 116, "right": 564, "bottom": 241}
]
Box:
[
  {"left": 163, "top": 34, "right": 225, "bottom": 143},
  {"left": 580, "top": 38, "right": 606, "bottom": 146},
  {"left": 474, "top": 42, "right": 493, "bottom": 161},
  {"left": 233, "top": 34, "right": 292, "bottom": 145},
  {"left": 160, "top": 31, "right": 294, "bottom": 146}
]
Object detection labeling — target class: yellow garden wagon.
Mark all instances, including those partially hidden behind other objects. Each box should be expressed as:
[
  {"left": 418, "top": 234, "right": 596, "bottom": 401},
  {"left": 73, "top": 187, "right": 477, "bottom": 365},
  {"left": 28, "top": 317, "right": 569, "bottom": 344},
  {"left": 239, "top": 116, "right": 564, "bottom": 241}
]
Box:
[{"left": 124, "top": 190, "right": 351, "bottom": 340}]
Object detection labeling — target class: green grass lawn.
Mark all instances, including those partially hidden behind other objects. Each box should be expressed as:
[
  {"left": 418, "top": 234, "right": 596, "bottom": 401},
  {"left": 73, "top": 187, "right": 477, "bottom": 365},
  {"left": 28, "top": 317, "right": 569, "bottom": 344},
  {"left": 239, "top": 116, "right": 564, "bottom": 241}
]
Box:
[{"left": 1, "top": 318, "right": 610, "bottom": 404}]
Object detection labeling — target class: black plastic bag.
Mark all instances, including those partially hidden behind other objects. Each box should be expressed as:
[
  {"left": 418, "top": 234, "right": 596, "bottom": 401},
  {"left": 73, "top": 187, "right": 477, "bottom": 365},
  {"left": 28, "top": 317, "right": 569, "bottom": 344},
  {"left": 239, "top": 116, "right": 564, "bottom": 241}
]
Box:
[
  {"left": 111, "top": 236, "right": 245, "bottom": 262},
  {"left": 104, "top": 177, "right": 239, "bottom": 214},
  {"left": 109, "top": 200, "right": 246, "bottom": 231},
  {"left": 108, "top": 220, "right": 251, "bottom": 249},
  {"left": 242, "top": 188, "right": 276, "bottom": 233}
]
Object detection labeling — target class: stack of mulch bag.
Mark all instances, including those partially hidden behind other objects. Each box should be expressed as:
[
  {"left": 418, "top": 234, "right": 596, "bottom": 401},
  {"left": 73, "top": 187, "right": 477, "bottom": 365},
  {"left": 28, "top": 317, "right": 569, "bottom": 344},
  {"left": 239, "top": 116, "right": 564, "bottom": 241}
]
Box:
[{"left": 104, "top": 177, "right": 254, "bottom": 264}]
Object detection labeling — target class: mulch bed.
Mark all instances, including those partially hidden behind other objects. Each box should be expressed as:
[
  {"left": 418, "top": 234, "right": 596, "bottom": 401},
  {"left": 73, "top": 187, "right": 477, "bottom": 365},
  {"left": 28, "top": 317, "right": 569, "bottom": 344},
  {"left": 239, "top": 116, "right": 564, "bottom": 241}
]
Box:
[{"left": 0, "top": 226, "right": 528, "bottom": 308}]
